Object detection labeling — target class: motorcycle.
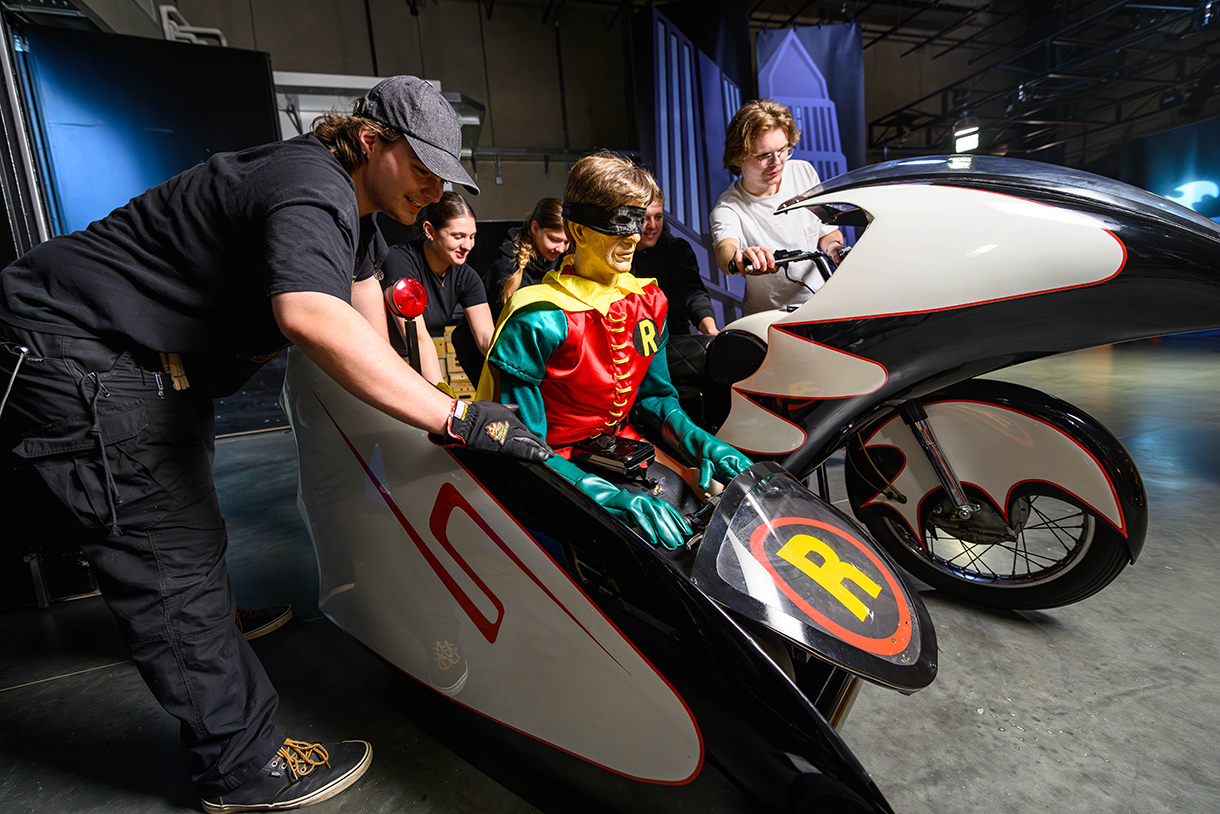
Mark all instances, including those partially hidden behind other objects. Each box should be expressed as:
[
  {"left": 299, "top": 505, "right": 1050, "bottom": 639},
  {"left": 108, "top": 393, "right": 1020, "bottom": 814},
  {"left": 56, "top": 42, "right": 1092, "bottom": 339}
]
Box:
[
  {"left": 684, "top": 153, "right": 1220, "bottom": 610},
  {"left": 282, "top": 154, "right": 1219, "bottom": 812},
  {"left": 287, "top": 269, "right": 947, "bottom": 812}
]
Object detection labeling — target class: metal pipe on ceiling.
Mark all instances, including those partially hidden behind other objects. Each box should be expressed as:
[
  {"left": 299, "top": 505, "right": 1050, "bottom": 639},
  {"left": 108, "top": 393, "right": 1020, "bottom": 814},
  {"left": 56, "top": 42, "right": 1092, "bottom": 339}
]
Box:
[
  {"left": 865, "top": 0, "right": 948, "bottom": 49},
  {"left": 870, "top": 5, "right": 1201, "bottom": 149},
  {"left": 900, "top": 5, "right": 987, "bottom": 57}
]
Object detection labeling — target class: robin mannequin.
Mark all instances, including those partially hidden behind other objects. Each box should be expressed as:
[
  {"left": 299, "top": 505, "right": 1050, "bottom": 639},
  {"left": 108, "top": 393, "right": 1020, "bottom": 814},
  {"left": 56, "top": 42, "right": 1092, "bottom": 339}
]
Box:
[{"left": 477, "top": 152, "right": 751, "bottom": 549}]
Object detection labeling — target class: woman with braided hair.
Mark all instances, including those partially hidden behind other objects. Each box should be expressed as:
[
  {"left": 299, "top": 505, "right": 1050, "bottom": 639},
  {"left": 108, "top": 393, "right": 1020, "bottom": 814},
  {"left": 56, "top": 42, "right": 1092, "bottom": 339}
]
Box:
[
  {"left": 453, "top": 197, "right": 568, "bottom": 378},
  {"left": 484, "top": 197, "right": 568, "bottom": 321}
]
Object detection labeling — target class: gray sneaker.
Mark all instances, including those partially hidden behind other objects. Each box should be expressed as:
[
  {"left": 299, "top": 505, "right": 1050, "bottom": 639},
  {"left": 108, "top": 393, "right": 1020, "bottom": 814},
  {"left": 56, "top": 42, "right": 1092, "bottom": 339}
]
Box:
[{"left": 201, "top": 738, "right": 372, "bottom": 812}]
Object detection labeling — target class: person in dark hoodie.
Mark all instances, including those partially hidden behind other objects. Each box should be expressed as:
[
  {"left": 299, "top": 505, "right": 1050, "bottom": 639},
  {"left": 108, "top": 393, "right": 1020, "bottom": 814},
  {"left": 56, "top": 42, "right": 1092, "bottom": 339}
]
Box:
[
  {"left": 630, "top": 193, "right": 719, "bottom": 336},
  {"left": 452, "top": 197, "right": 567, "bottom": 378}
]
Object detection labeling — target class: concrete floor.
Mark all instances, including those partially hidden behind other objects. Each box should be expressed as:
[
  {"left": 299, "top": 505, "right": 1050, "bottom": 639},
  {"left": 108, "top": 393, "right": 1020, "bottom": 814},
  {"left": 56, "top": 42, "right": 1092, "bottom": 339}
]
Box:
[{"left": 2, "top": 336, "right": 1218, "bottom": 813}]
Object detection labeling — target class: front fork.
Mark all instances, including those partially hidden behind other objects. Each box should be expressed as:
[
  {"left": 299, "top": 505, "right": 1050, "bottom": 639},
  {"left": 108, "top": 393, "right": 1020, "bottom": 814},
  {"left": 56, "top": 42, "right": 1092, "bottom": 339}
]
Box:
[{"left": 898, "top": 401, "right": 979, "bottom": 521}]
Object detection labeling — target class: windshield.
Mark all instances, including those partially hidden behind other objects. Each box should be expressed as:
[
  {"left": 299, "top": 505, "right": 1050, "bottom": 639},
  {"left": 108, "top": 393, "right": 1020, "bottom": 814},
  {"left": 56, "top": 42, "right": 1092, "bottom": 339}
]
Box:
[{"left": 692, "top": 463, "right": 935, "bottom": 692}]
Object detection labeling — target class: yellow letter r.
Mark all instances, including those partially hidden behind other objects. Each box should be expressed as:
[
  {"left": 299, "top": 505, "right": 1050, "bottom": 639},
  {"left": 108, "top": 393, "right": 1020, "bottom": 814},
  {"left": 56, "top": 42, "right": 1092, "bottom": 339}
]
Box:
[{"left": 777, "top": 534, "right": 881, "bottom": 622}]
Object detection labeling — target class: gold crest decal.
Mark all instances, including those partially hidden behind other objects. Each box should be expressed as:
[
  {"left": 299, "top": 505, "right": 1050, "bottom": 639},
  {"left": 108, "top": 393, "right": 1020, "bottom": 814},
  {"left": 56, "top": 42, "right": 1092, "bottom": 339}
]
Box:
[
  {"left": 433, "top": 640, "right": 462, "bottom": 671},
  {"left": 485, "top": 420, "right": 509, "bottom": 445}
]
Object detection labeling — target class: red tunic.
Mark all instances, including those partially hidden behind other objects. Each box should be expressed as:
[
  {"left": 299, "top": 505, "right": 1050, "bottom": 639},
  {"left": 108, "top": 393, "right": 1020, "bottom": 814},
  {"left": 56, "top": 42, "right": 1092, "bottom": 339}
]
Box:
[{"left": 540, "top": 284, "right": 668, "bottom": 447}]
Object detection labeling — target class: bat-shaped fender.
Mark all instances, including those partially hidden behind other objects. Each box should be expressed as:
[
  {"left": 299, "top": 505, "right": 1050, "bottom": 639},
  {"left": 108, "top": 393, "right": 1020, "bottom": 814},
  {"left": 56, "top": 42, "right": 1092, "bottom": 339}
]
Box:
[{"left": 845, "top": 379, "right": 1147, "bottom": 568}]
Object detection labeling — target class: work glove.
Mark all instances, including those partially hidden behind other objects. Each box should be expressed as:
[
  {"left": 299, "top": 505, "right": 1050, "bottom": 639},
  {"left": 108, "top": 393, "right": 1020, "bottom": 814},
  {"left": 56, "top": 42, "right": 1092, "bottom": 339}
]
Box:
[
  {"left": 430, "top": 399, "right": 553, "bottom": 463},
  {"left": 548, "top": 455, "right": 691, "bottom": 550},
  {"left": 663, "top": 409, "right": 753, "bottom": 489}
]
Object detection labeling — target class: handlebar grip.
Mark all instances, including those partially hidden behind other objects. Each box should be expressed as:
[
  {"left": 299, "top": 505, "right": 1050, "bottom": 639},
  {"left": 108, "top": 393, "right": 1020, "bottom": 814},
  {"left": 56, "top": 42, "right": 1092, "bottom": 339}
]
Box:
[
  {"left": 731, "top": 248, "right": 837, "bottom": 276},
  {"left": 728, "top": 257, "right": 756, "bottom": 275}
]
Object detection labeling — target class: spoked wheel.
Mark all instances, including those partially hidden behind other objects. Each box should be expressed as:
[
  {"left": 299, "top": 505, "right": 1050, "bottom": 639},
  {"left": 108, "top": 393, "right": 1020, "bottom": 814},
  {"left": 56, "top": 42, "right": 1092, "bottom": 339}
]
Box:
[
  {"left": 925, "top": 489, "right": 1096, "bottom": 583},
  {"left": 859, "top": 483, "right": 1131, "bottom": 610},
  {"left": 843, "top": 379, "right": 1147, "bottom": 610}
]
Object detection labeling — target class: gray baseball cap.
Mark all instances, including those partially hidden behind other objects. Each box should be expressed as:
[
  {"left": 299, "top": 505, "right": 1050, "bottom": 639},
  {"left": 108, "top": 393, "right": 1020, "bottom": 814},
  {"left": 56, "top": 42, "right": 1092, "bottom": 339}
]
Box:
[{"left": 356, "top": 75, "right": 480, "bottom": 195}]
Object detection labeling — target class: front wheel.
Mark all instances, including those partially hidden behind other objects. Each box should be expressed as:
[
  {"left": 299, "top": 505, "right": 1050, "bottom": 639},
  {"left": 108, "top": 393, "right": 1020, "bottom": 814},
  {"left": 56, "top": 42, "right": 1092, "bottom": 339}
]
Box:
[
  {"left": 859, "top": 486, "right": 1130, "bottom": 609},
  {"left": 844, "top": 379, "right": 1147, "bottom": 609}
]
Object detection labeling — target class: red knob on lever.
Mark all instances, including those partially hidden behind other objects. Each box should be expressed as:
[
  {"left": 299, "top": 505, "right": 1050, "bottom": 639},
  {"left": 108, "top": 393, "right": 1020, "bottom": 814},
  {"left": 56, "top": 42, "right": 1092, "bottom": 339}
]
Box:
[
  {"left": 385, "top": 277, "right": 428, "bottom": 319},
  {"left": 384, "top": 278, "right": 429, "bottom": 375}
]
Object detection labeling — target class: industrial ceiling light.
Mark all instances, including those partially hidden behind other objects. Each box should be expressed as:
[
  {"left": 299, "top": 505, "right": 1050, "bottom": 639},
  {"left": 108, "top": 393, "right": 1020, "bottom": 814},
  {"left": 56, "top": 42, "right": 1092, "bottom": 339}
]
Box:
[
  {"left": 1201, "top": 1, "right": 1216, "bottom": 29},
  {"left": 954, "top": 116, "right": 980, "bottom": 153}
]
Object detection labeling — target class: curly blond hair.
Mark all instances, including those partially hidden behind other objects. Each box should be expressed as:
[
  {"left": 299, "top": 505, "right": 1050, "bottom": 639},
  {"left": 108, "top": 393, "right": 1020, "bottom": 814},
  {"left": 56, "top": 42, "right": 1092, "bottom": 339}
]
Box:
[{"left": 722, "top": 99, "right": 801, "bottom": 176}]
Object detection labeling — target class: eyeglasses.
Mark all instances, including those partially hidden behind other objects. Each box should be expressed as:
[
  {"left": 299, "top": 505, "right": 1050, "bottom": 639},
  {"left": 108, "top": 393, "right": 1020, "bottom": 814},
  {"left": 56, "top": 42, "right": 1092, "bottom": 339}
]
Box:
[{"left": 749, "top": 146, "right": 794, "bottom": 167}]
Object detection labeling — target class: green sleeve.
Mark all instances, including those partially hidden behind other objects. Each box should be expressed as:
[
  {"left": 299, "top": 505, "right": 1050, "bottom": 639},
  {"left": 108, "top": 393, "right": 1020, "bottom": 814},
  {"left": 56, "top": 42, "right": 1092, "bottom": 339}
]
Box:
[
  {"left": 497, "top": 370, "right": 549, "bottom": 441},
  {"left": 488, "top": 306, "right": 567, "bottom": 441},
  {"left": 634, "top": 320, "right": 683, "bottom": 427}
]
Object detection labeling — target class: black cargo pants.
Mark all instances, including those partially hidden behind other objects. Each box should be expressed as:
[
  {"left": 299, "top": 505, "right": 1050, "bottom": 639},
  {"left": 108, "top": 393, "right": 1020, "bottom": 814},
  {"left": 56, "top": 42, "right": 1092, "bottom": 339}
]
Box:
[{"left": 0, "top": 326, "right": 282, "bottom": 796}]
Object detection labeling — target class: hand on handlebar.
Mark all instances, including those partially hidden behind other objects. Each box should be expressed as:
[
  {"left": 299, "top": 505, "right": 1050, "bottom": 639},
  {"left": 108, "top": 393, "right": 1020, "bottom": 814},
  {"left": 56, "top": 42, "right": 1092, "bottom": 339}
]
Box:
[
  {"left": 826, "top": 241, "right": 849, "bottom": 264},
  {"left": 729, "top": 247, "right": 844, "bottom": 295},
  {"left": 729, "top": 245, "right": 776, "bottom": 276},
  {"left": 663, "top": 410, "right": 754, "bottom": 489}
]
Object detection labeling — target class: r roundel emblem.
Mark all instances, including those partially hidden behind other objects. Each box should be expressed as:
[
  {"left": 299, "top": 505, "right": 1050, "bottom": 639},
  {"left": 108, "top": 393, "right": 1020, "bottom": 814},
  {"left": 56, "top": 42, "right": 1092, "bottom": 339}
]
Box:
[
  {"left": 632, "top": 318, "right": 660, "bottom": 357},
  {"left": 749, "top": 517, "right": 913, "bottom": 656}
]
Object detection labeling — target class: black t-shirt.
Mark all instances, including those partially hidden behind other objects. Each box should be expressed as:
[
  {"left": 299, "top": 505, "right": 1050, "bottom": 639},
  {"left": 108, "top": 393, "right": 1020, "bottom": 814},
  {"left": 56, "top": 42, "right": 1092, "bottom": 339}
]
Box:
[
  {"left": 630, "top": 224, "right": 714, "bottom": 335},
  {"left": 380, "top": 240, "right": 486, "bottom": 350},
  {"left": 0, "top": 134, "right": 378, "bottom": 358}
]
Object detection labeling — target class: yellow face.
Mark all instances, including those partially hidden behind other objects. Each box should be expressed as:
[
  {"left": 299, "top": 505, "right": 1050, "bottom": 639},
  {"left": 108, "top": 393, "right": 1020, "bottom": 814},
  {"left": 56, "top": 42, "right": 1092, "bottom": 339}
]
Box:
[{"left": 571, "top": 224, "right": 640, "bottom": 283}]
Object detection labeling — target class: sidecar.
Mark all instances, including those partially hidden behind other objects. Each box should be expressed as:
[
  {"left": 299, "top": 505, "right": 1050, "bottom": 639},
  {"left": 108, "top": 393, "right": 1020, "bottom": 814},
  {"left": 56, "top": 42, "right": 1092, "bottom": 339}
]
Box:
[{"left": 282, "top": 349, "right": 936, "bottom": 813}]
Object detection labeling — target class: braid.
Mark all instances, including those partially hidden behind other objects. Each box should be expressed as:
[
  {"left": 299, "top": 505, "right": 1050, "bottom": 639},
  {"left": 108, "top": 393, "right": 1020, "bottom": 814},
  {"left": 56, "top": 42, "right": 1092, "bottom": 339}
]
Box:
[
  {"left": 512, "top": 231, "right": 536, "bottom": 275},
  {"left": 501, "top": 197, "right": 564, "bottom": 306},
  {"left": 500, "top": 231, "right": 534, "bottom": 306}
]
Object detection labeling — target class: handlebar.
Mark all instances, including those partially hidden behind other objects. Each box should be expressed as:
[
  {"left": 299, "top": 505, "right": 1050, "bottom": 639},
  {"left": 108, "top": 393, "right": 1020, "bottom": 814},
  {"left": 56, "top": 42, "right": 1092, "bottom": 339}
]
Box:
[{"left": 728, "top": 246, "right": 849, "bottom": 292}]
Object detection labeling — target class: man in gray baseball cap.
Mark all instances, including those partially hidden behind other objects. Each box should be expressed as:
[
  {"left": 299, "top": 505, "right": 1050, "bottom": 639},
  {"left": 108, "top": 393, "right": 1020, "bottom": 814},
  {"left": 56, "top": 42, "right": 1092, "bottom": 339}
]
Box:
[
  {"left": 0, "top": 75, "right": 548, "bottom": 812},
  {"left": 356, "top": 75, "right": 479, "bottom": 196}
]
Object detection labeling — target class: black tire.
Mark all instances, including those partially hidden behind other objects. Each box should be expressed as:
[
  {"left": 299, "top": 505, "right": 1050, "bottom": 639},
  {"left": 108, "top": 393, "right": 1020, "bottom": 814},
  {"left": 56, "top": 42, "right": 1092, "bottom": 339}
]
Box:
[
  {"left": 843, "top": 379, "right": 1146, "bottom": 610},
  {"left": 856, "top": 486, "right": 1131, "bottom": 609}
]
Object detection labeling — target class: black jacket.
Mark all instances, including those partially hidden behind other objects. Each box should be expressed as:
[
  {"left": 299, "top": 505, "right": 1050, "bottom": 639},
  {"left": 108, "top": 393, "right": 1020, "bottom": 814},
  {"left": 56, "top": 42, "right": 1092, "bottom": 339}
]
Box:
[
  {"left": 481, "top": 228, "right": 563, "bottom": 323},
  {"left": 630, "top": 223, "right": 714, "bottom": 335}
]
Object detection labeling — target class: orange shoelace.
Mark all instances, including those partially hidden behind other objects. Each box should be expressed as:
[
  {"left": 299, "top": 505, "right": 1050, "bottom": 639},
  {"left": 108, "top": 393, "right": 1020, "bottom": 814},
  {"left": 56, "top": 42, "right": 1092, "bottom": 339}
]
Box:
[
  {"left": 234, "top": 607, "right": 254, "bottom": 632},
  {"left": 278, "top": 739, "right": 331, "bottom": 780}
]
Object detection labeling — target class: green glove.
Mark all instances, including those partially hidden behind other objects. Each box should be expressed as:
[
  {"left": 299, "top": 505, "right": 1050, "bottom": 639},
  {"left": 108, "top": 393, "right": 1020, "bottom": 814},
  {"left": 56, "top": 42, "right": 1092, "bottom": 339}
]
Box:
[
  {"left": 662, "top": 409, "right": 753, "bottom": 489},
  {"left": 548, "top": 455, "right": 691, "bottom": 550}
]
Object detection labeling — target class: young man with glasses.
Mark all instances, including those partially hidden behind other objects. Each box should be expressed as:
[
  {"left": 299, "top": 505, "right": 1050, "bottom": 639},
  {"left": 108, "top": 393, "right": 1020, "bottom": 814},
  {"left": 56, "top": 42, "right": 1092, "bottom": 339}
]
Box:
[{"left": 710, "top": 99, "right": 846, "bottom": 315}]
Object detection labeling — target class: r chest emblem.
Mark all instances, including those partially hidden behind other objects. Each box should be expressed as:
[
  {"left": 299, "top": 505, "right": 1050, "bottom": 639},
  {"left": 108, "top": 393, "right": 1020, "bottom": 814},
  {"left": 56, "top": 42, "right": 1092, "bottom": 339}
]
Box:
[{"left": 632, "top": 318, "right": 660, "bottom": 357}]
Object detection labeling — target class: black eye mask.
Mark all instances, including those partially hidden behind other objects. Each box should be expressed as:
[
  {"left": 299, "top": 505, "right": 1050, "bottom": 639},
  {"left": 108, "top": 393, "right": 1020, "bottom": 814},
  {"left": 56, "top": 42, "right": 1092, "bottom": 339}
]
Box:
[{"left": 562, "top": 202, "right": 647, "bottom": 236}]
